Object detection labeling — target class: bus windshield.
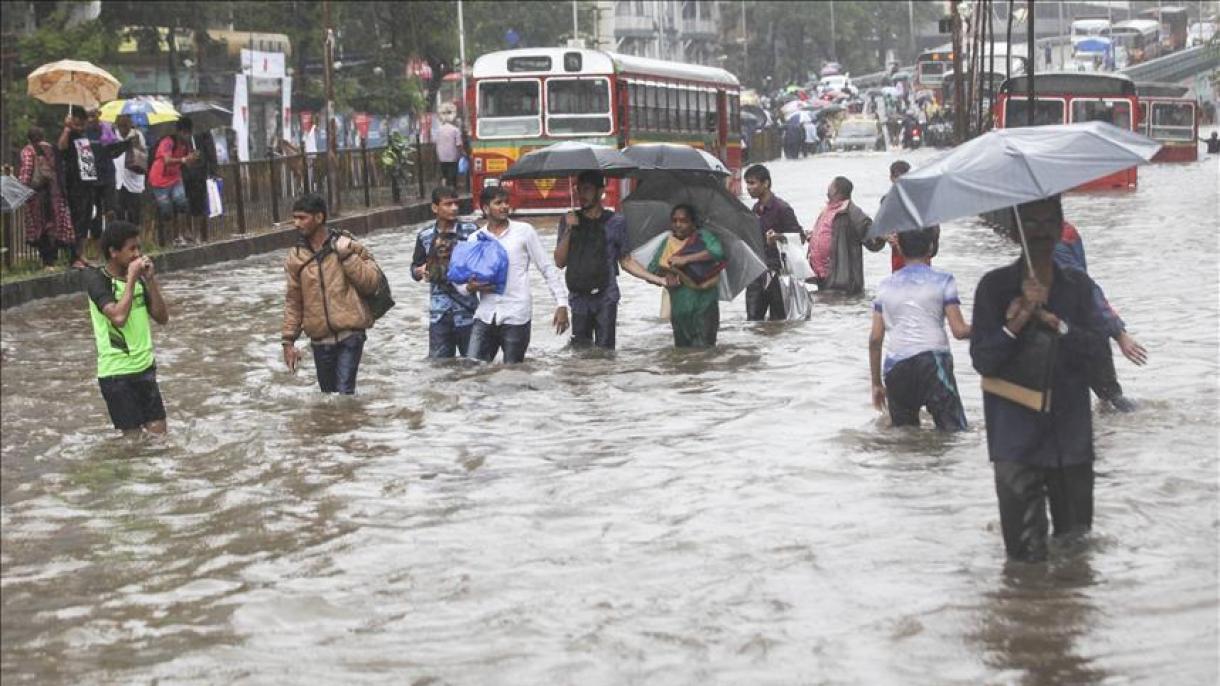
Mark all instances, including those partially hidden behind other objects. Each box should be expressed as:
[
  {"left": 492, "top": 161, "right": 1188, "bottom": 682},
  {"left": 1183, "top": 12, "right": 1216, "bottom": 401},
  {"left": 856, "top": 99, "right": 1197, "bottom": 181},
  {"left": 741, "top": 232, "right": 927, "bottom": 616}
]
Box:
[
  {"left": 1004, "top": 98, "right": 1066, "bottom": 127},
  {"left": 546, "top": 77, "right": 612, "bottom": 135},
  {"left": 1071, "top": 99, "right": 1132, "bottom": 130},
  {"left": 917, "top": 61, "right": 947, "bottom": 84},
  {"left": 1151, "top": 102, "right": 1194, "bottom": 141},
  {"left": 478, "top": 80, "right": 541, "bottom": 137}
]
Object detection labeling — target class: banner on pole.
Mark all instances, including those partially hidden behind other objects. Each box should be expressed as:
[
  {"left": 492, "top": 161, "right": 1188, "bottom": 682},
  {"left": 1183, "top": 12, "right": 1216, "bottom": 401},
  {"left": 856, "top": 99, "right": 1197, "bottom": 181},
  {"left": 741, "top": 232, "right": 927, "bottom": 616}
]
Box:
[
  {"left": 281, "top": 75, "right": 293, "bottom": 143},
  {"left": 232, "top": 74, "right": 250, "bottom": 162},
  {"left": 240, "top": 49, "right": 286, "bottom": 79}
]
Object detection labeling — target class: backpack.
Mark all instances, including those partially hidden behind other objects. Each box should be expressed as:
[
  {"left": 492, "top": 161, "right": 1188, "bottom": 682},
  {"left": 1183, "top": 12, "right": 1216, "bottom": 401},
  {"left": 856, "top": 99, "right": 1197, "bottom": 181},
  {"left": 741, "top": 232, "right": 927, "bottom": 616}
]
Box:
[
  {"left": 31, "top": 143, "right": 56, "bottom": 189},
  {"left": 564, "top": 212, "right": 611, "bottom": 295},
  {"left": 301, "top": 231, "right": 396, "bottom": 322}
]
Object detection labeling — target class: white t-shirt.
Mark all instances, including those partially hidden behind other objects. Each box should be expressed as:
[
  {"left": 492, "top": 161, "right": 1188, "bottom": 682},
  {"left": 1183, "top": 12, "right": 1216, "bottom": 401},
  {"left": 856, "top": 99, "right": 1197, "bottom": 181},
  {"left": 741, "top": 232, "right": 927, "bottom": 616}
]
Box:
[
  {"left": 872, "top": 263, "right": 960, "bottom": 373},
  {"left": 114, "top": 129, "right": 146, "bottom": 193}
]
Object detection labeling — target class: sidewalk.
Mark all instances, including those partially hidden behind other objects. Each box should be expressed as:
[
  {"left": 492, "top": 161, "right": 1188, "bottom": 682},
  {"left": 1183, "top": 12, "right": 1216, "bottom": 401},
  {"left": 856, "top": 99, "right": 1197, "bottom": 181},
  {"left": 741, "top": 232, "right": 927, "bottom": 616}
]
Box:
[{"left": 0, "top": 197, "right": 469, "bottom": 311}]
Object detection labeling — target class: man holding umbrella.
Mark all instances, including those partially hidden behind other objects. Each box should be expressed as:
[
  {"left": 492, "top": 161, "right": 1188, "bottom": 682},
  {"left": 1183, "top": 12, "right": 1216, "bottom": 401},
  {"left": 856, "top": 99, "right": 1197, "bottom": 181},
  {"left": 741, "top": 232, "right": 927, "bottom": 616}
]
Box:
[{"left": 554, "top": 170, "right": 667, "bottom": 350}]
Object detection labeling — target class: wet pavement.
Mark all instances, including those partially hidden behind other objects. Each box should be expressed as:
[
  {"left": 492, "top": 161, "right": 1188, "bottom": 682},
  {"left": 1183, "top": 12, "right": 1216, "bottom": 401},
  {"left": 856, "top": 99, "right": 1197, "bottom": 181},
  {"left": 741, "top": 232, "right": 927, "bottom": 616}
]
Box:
[{"left": 2, "top": 137, "right": 1217, "bottom": 684}]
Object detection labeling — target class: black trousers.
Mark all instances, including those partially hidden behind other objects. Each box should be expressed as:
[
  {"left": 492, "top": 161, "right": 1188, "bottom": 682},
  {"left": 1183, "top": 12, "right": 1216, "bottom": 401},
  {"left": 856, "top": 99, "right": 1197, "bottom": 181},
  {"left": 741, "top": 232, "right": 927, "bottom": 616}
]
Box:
[
  {"left": 993, "top": 460, "right": 1094, "bottom": 563},
  {"left": 745, "top": 272, "right": 785, "bottom": 321}
]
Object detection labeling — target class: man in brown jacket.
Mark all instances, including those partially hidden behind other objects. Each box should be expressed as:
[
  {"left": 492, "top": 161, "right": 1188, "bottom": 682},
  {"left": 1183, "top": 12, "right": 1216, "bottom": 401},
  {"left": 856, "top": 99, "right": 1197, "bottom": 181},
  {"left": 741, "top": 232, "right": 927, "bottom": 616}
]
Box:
[
  {"left": 281, "top": 194, "right": 383, "bottom": 394},
  {"left": 807, "top": 176, "right": 885, "bottom": 295}
]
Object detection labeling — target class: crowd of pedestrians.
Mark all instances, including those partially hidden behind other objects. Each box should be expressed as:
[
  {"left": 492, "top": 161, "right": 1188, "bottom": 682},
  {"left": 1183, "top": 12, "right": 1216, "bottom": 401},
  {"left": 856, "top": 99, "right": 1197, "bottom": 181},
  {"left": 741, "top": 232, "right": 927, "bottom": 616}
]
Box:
[
  {"left": 17, "top": 106, "right": 221, "bottom": 271},
  {"left": 81, "top": 157, "right": 1146, "bottom": 565}
]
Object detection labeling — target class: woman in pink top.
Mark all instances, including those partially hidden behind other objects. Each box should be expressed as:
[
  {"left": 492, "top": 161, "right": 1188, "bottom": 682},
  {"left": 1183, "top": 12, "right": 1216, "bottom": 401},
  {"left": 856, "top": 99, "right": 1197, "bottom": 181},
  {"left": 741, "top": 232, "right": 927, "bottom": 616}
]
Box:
[{"left": 149, "top": 117, "right": 198, "bottom": 246}]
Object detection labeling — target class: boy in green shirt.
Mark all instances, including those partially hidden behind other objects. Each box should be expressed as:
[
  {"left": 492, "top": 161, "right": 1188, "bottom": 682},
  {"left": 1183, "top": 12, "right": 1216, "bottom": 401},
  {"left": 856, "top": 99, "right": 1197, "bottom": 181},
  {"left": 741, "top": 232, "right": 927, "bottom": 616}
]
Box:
[{"left": 84, "top": 221, "right": 170, "bottom": 434}]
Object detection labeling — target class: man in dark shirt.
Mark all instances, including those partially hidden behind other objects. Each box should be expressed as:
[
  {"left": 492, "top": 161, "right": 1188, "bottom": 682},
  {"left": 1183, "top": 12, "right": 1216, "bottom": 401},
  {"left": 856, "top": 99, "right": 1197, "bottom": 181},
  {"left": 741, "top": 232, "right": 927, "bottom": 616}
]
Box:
[
  {"left": 743, "top": 164, "right": 803, "bottom": 321},
  {"left": 59, "top": 106, "right": 129, "bottom": 268},
  {"left": 970, "top": 196, "right": 1108, "bottom": 563}
]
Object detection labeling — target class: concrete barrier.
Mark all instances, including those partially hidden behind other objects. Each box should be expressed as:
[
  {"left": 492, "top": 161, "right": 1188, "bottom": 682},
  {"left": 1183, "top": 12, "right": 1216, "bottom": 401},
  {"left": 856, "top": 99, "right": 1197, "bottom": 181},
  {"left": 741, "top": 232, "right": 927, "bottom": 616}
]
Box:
[{"left": 1, "top": 197, "right": 471, "bottom": 311}]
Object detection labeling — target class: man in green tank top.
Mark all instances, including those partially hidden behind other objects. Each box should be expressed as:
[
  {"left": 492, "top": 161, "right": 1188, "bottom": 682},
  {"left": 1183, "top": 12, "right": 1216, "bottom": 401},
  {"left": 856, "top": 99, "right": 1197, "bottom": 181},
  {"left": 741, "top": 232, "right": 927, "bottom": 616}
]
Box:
[{"left": 83, "top": 221, "right": 170, "bottom": 434}]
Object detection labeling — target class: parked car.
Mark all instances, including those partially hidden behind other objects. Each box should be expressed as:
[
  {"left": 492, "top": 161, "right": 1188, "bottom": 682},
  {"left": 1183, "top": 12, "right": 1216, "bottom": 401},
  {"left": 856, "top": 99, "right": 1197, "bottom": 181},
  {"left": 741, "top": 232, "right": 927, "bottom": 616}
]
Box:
[{"left": 833, "top": 116, "right": 884, "bottom": 151}]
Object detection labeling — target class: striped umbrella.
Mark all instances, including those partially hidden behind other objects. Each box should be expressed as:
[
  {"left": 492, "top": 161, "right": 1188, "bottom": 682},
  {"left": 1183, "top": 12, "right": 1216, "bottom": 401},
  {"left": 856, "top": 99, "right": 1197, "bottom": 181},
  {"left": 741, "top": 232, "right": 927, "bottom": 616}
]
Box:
[{"left": 99, "top": 97, "right": 180, "bottom": 128}]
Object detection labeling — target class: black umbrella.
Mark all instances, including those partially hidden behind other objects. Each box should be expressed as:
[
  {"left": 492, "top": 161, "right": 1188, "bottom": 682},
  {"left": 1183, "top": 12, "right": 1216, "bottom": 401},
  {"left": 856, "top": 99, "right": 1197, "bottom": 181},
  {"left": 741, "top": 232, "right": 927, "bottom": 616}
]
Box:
[
  {"left": 179, "top": 102, "right": 232, "bottom": 131},
  {"left": 500, "top": 141, "right": 638, "bottom": 180},
  {"left": 622, "top": 143, "right": 730, "bottom": 177}
]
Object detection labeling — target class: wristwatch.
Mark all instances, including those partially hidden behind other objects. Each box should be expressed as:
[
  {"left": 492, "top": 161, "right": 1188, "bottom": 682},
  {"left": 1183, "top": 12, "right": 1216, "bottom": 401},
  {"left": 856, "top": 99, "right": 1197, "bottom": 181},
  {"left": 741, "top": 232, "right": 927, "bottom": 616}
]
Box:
[{"left": 1057, "top": 319, "right": 1070, "bottom": 336}]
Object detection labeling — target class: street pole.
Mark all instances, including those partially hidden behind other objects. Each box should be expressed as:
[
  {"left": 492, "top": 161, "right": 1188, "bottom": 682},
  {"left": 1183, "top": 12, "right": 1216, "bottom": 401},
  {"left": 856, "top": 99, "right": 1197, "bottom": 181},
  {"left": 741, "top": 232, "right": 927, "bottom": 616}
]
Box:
[
  {"left": 736, "top": 0, "right": 746, "bottom": 81},
  {"left": 1005, "top": 0, "right": 1014, "bottom": 77},
  {"left": 830, "top": 1, "right": 837, "bottom": 60},
  {"left": 572, "top": 0, "right": 579, "bottom": 44},
  {"left": 1026, "top": 0, "right": 1035, "bottom": 127},
  {"left": 909, "top": 0, "right": 917, "bottom": 59},
  {"left": 951, "top": 0, "right": 966, "bottom": 143},
  {"left": 458, "top": 0, "right": 468, "bottom": 123},
  {"left": 323, "top": 0, "right": 339, "bottom": 216}
]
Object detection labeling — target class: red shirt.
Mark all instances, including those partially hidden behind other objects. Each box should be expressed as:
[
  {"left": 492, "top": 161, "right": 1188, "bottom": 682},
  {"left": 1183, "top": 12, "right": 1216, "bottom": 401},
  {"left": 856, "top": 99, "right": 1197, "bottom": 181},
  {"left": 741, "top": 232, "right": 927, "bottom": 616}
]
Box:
[{"left": 148, "top": 136, "right": 187, "bottom": 188}]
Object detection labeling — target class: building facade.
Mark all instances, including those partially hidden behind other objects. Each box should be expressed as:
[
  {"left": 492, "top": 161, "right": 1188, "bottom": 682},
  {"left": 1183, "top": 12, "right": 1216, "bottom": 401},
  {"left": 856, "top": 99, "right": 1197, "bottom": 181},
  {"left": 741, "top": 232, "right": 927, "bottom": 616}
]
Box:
[{"left": 595, "top": 0, "right": 722, "bottom": 66}]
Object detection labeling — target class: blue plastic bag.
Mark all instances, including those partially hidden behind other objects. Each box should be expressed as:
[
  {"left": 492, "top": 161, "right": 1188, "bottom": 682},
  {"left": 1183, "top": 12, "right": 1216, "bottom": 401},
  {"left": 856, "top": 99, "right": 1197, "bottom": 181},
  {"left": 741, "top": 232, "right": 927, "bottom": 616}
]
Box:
[
  {"left": 457, "top": 155, "right": 470, "bottom": 176},
  {"left": 447, "top": 233, "right": 509, "bottom": 295}
]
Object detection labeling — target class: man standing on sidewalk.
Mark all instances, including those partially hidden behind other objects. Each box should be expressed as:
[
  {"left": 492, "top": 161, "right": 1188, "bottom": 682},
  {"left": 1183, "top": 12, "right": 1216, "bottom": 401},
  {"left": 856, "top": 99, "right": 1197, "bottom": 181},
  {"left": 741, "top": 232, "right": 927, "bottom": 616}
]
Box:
[
  {"left": 84, "top": 221, "right": 170, "bottom": 435},
  {"left": 743, "top": 164, "right": 803, "bottom": 321},
  {"left": 281, "top": 194, "right": 384, "bottom": 394},
  {"left": 411, "top": 186, "right": 480, "bottom": 358},
  {"left": 554, "top": 170, "right": 666, "bottom": 350},
  {"left": 435, "top": 117, "right": 463, "bottom": 190}
]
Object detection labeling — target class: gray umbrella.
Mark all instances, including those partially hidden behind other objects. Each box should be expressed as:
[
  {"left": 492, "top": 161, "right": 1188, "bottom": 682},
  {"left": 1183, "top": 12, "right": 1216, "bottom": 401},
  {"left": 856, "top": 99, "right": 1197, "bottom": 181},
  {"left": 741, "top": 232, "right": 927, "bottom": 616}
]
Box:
[
  {"left": 1, "top": 175, "right": 35, "bottom": 213},
  {"left": 622, "top": 143, "right": 729, "bottom": 176},
  {"left": 623, "top": 172, "right": 766, "bottom": 301},
  {"left": 869, "top": 121, "right": 1160, "bottom": 280},
  {"left": 869, "top": 121, "right": 1161, "bottom": 240},
  {"left": 500, "top": 141, "right": 638, "bottom": 179}
]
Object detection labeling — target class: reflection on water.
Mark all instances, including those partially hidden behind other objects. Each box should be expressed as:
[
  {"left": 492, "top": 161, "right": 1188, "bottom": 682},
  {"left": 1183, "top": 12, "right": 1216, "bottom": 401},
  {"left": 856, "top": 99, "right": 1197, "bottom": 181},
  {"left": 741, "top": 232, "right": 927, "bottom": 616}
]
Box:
[{"left": 2, "top": 144, "right": 1217, "bottom": 684}]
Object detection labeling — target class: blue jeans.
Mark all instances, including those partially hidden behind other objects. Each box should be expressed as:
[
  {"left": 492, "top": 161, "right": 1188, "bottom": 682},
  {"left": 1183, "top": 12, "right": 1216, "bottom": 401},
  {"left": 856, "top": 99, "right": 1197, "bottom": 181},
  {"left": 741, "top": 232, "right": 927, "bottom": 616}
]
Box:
[
  {"left": 428, "top": 311, "right": 473, "bottom": 359},
  {"left": 569, "top": 293, "right": 618, "bottom": 350},
  {"left": 311, "top": 332, "right": 365, "bottom": 394},
  {"left": 152, "top": 182, "right": 188, "bottom": 218},
  {"left": 469, "top": 318, "right": 531, "bottom": 363}
]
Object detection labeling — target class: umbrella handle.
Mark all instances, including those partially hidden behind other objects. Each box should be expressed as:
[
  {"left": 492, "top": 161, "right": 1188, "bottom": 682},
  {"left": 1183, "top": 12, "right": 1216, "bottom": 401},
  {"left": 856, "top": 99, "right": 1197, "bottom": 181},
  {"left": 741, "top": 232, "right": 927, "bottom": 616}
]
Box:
[{"left": 1011, "top": 207, "right": 1041, "bottom": 286}]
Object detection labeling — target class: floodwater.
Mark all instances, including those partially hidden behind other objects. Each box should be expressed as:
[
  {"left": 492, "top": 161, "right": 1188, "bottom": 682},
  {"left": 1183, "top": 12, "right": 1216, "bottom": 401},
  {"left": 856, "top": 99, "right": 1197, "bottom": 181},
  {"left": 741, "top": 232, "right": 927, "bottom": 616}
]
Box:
[{"left": 2, "top": 138, "right": 1217, "bottom": 684}]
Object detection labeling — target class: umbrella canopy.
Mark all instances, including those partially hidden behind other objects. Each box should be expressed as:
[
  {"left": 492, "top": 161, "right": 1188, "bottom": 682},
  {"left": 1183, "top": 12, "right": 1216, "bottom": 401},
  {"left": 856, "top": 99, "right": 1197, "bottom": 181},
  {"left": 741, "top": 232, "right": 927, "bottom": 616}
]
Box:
[
  {"left": 821, "top": 63, "right": 843, "bottom": 76},
  {"left": 868, "top": 121, "right": 1161, "bottom": 240},
  {"left": 1, "top": 175, "right": 36, "bottom": 213},
  {"left": 27, "top": 60, "right": 120, "bottom": 108},
  {"left": 816, "top": 103, "right": 846, "bottom": 117},
  {"left": 889, "top": 71, "right": 912, "bottom": 82},
  {"left": 623, "top": 172, "right": 766, "bottom": 301},
  {"left": 99, "top": 97, "right": 180, "bottom": 128},
  {"left": 622, "top": 144, "right": 729, "bottom": 177},
  {"left": 179, "top": 102, "right": 233, "bottom": 132},
  {"left": 500, "top": 141, "right": 638, "bottom": 180},
  {"left": 914, "top": 89, "right": 935, "bottom": 103},
  {"left": 786, "top": 110, "right": 814, "bottom": 126},
  {"left": 1075, "top": 37, "right": 1112, "bottom": 54},
  {"left": 779, "top": 99, "right": 805, "bottom": 118}
]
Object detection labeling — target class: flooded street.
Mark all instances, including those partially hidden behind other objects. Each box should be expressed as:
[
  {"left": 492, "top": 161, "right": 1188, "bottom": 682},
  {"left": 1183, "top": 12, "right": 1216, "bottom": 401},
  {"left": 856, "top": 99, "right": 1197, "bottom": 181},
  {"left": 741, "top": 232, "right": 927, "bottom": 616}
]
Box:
[{"left": 2, "top": 142, "right": 1217, "bottom": 684}]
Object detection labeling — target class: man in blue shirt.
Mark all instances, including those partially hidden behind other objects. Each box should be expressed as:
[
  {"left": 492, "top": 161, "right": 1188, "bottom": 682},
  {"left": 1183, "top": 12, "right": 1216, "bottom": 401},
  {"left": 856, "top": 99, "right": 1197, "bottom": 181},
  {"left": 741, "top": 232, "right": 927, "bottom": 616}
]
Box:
[
  {"left": 970, "top": 196, "right": 1109, "bottom": 563},
  {"left": 554, "top": 170, "right": 665, "bottom": 350},
  {"left": 411, "top": 186, "right": 479, "bottom": 358},
  {"left": 869, "top": 227, "right": 972, "bottom": 431}
]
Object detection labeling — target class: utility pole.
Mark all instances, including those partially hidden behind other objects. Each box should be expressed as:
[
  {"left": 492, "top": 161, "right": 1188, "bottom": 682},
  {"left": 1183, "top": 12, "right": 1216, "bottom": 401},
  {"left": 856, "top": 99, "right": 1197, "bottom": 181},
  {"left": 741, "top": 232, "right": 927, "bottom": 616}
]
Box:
[
  {"left": 458, "top": 0, "right": 468, "bottom": 121},
  {"left": 167, "top": 22, "right": 183, "bottom": 109},
  {"left": 1026, "top": 0, "right": 1035, "bottom": 126},
  {"left": 1005, "top": 0, "right": 1015, "bottom": 77},
  {"left": 951, "top": 0, "right": 966, "bottom": 143},
  {"left": 909, "top": 0, "right": 917, "bottom": 59},
  {"left": 572, "top": 0, "right": 579, "bottom": 44},
  {"left": 323, "top": 0, "right": 339, "bottom": 216},
  {"left": 736, "top": 0, "right": 746, "bottom": 80},
  {"left": 1057, "top": 0, "right": 1065, "bottom": 67},
  {"left": 829, "top": 1, "right": 837, "bottom": 60}
]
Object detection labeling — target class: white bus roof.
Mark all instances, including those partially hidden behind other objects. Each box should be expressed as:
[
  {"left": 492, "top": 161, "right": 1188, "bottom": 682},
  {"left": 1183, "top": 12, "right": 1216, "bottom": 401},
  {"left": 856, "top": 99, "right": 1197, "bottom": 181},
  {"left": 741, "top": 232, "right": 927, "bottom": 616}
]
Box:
[
  {"left": 471, "top": 48, "right": 739, "bottom": 87},
  {"left": 1072, "top": 18, "right": 1112, "bottom": 29},
  {"left": 1112, "top": 19, "right": 1160, "bottom": 31}
]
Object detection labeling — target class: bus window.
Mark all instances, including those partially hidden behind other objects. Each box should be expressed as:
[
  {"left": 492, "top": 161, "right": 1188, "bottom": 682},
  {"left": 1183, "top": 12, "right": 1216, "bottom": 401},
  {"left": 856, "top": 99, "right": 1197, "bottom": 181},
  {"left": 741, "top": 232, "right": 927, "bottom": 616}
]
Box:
[
  {"left": 634, "top": 81, "right": 644, "bottom": 130},
  {"left": 1139, "top": 101, "right": 1149, "bottom": 136},
  {"left": 704, "top": 90, "right": 718, "bottom": 132},
  {"left": 729, "top": 92, "right": 740, "bottom": 135},
  {"left": 477, "top": 80, "right": 541, "bottom": 137},
  {"left": 683, "top": 88, "right": 694, "bottom": 131},
  {"left": 1071, "top": 98, "right": 1131, "bottom": 129},
  {"left": 645, "top": 83, "right": 658, "bottom": 131},
  {"left": 1004, "top": 98, "right": 1066, "bottom": 126},
  {"left": 673, "top": 84, "right": 683, "bottom": 130},
  {"left": 546, "top": 77, "right": 612, "bottom": 135},
  {"left": 1151, "top": 102, "right": 1194, "bottom": 141},
  {"left": 917, "top": 61, "right": 947, "bottom": 85},
  {"left": 659, "top": 85, "right": 669, "bottom": 131}
]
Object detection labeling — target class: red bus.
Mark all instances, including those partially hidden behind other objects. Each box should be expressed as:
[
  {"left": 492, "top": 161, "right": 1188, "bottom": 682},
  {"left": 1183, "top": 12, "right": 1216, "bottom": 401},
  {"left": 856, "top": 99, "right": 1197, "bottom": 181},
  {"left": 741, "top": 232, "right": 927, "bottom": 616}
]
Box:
[
  {"left": 1136, "top": 82, "right": 1198, "bottom": 162},
  {"left": 469, "top": 48, "right": 741, "bottom": 213},
  {"left": 996, "top": 73, "right": 1141, "bottom": 189}
]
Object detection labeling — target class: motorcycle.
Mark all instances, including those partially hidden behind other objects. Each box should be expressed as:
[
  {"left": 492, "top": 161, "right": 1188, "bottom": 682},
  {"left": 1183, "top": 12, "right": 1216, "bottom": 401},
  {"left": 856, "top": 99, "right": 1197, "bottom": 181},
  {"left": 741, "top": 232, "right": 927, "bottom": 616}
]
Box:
[{"left": 901, "top": 116, "right": 923, "bottom": 149}]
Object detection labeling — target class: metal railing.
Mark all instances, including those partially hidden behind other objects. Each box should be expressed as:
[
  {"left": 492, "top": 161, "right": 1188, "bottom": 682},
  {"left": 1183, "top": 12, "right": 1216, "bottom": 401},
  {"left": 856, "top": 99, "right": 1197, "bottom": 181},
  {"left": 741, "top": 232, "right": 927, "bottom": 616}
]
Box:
[
  {"left": 1120, "top": 43, "right": 1220, "bottom": 83},
  {"left": 1, "top": 139, "right": 449, "bottom": 275}
]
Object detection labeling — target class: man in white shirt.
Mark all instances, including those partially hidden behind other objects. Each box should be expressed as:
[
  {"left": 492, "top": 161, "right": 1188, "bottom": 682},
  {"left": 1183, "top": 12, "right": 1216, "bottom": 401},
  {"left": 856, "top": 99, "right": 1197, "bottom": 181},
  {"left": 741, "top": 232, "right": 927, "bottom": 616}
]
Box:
[
  {"left": 435, "top": 118, "right": 463, "bottom": 189},
  {"left": 112, "top": 114, "right": 147, "bottom": 225},
  {"left": 465, "top": 186, "right": 569, "bottom": 363}
]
